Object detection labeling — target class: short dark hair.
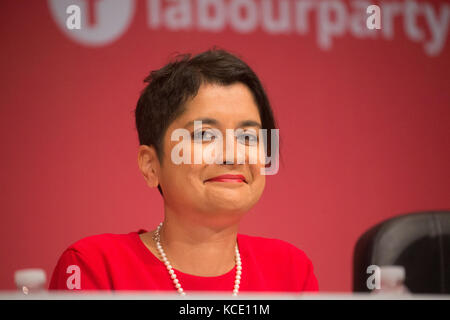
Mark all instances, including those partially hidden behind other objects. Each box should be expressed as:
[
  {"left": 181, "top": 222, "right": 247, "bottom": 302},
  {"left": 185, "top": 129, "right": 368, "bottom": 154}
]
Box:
[{"left": 135, "top": 47, "right": 278, "bottom": 197}]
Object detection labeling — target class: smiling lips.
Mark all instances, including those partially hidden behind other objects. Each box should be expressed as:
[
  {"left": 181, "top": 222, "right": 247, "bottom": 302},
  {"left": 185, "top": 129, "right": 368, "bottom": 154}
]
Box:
[{"left": 206, "top": 174, "right": 246, "bottom": 183}]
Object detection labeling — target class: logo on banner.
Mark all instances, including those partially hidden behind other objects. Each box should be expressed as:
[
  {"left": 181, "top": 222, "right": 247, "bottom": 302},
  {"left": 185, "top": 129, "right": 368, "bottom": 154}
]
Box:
[
  {"left": 48, "top": 0, "right": 449, "bottom": 57},
  {"left": 48, "top": 0, "right": 135, "bottom": 46}
]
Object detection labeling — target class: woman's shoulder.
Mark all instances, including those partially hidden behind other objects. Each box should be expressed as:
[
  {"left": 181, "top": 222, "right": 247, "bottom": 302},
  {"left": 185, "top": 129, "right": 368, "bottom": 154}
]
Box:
[
  {"left": 238, "top": 233, "right": 319, "bottom": 291},
  {"left": 237, "top": 233, "right": 312, "bottom": 262},
  {"left": 49, "top": 231, "right": 143, "bottom": 290},
  {"left": 64, "top": 230, "right": 143, "bottom": 256}
]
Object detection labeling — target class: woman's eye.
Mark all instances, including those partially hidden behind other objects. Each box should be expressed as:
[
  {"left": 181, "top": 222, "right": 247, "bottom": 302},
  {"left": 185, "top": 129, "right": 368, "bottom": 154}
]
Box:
[
  {"left": 237, "top": 133, "right": 258, "bottom": 145},
  {"left": 192, "top": 130, "right": 215, "bottom": 142}
]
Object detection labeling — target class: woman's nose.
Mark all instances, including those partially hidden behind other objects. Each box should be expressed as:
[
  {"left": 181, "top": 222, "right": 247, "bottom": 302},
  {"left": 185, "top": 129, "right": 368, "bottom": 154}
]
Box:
[
  {"left": 222, "top": 138, "right": 235, "bottom": 164},
  {"left": 222, "top": 130, "right": 247, "bottom": 165}
]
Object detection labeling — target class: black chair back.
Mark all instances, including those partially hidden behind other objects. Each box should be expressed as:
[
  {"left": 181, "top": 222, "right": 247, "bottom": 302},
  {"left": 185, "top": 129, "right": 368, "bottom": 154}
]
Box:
[{"left": 353, "top": 211, "right": 450, "bottom": 293}]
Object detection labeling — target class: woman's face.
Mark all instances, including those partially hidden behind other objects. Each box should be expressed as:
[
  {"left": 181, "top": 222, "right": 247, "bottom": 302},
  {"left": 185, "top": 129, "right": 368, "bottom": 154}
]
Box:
[{"left": 158, "top": 82, "right": 266, "bottom": 223}]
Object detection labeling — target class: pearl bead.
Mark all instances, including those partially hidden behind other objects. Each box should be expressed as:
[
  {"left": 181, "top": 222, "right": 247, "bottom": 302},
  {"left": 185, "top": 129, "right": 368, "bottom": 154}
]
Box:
[
  {"left": 236, "top": 266, "right": 242, "bottom": 271},
  {"left": 173, "top": 279, "right": 179, "bottom": 284},
  {"left": 169, "top": 269, "right": 174, "bottom": 275},
  {"left": 175, "top": 283, "right": 181, "bottom": 289}
]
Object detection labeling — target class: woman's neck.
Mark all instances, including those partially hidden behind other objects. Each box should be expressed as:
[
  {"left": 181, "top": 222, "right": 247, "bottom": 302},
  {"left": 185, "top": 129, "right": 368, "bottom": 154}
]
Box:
[{"left": 146, "top": 212, "right": 240, "bottom": 277}]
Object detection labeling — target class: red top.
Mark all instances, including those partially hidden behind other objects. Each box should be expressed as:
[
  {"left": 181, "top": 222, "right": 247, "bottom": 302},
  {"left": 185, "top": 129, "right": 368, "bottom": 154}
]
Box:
[{"left": 48, "top": 229, "right": 319, "bottom": 293}]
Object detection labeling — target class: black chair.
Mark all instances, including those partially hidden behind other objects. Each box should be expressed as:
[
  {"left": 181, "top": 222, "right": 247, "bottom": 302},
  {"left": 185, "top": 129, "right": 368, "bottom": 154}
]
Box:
[{"left": 353, "top": 210, "right": 450, "bottom": 294}]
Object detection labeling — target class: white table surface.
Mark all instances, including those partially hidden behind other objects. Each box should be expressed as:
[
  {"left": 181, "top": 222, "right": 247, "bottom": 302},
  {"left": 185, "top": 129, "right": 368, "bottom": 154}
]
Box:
[{"left": 1, "top": 291, "right": 449, "bottom": 300}]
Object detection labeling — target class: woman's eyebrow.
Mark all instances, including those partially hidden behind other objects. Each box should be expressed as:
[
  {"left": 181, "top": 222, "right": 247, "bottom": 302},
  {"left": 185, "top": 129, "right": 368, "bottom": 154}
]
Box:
[
  {"left": 237, "top": 120, "right": 262, "bottom": 129},
  {"left": 184, "top": 118, "right": 218, "bottom": 128},
  {"left": 184, "top": 118, "right": 262, "bottom": 129}
]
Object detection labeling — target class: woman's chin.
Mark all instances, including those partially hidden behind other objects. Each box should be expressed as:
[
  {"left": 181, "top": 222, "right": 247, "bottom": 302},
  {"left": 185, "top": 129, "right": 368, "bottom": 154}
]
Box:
[
  {"left": 202, "top": 196, "right": 256, "bottom": 214},
  {"left": 205, "top": 187, "right": 247, "bottom": 200}
]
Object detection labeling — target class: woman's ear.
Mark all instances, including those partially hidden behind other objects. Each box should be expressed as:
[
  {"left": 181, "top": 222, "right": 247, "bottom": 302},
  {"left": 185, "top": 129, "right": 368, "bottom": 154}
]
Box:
[{"left": 137, "top": 145, "right": 161, "bottom": 188}]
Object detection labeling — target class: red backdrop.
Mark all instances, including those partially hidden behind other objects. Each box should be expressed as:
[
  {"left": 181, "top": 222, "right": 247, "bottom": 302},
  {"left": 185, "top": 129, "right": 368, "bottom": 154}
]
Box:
[{"left": 1, "top": 0, "right": 449, "bottom": 292}]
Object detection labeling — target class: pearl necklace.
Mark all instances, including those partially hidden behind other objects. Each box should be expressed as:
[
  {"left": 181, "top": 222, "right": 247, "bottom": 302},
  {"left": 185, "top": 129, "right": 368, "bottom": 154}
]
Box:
[{"left": 152, "top": 222, "right": 242, "bottom": 296}]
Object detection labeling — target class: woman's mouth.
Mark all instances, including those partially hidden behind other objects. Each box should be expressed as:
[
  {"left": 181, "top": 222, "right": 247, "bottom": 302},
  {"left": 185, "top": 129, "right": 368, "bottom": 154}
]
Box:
[{"left": 205, "top": 174, "right": 247, "bottom": 183}]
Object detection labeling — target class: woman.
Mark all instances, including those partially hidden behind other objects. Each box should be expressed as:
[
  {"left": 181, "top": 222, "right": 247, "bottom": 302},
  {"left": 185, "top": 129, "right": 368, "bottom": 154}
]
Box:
[{"left": 49, "top": 48, "right": 319, "bottom": 295}]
